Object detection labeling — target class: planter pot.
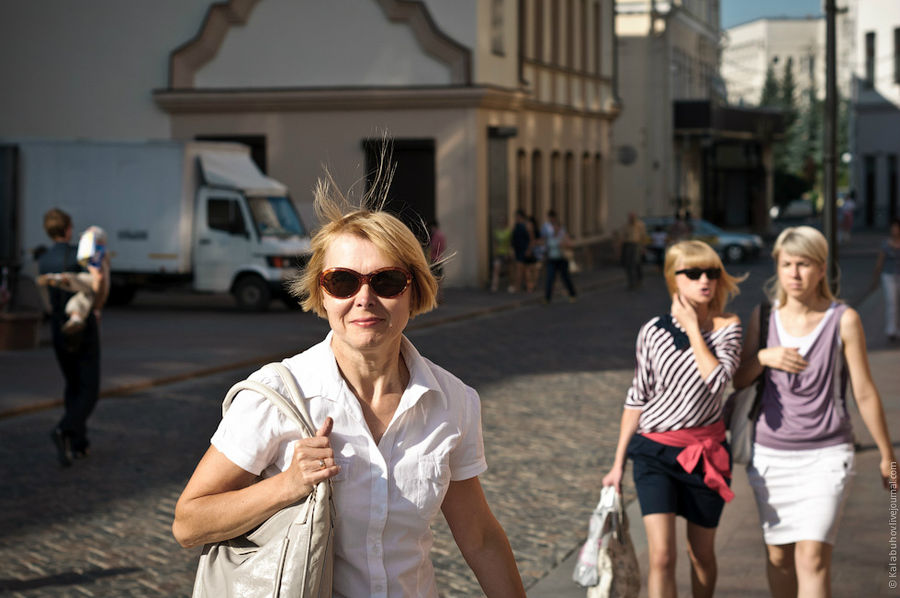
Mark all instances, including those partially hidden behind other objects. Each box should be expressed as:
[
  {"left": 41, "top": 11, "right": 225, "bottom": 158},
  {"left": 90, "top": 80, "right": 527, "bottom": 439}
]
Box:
[{"left": 0, "top": 311, "right": 42, "bottom": 350}]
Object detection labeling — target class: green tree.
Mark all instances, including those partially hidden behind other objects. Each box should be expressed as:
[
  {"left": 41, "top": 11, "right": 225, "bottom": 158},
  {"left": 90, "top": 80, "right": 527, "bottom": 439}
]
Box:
[
  {"left": 760, "top": 65, "right": 780, "bottom": 107},
  {"left": 780, "top": 58, "right": 798, "bottom": 128}
]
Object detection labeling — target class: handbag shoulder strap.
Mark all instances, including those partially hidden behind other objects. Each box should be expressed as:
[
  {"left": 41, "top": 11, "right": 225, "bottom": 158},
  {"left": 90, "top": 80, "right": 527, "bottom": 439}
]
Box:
[
  {"left": 749, "top": 301, "right": 772, "bottom": 420},
  {"left": 222, "top": 363, "right": 316, "bottom": 438}
]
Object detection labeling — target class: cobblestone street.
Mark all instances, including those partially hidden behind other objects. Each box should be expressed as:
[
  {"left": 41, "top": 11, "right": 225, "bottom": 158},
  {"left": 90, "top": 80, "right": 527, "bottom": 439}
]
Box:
[{"left": 0, "top": 251, "right": 885, "bottom": 597}]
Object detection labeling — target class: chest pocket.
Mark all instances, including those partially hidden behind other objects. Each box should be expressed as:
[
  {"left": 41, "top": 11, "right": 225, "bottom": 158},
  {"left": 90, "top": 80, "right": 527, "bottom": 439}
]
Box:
[{"left": 395, "top": 454, "right": 451, "bottom": 522}]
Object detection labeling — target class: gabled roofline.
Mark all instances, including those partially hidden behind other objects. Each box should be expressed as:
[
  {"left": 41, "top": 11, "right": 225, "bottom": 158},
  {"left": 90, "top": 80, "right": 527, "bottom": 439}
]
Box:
[{"left": 166, "top": 0, "right": 471, "bottom": 90}]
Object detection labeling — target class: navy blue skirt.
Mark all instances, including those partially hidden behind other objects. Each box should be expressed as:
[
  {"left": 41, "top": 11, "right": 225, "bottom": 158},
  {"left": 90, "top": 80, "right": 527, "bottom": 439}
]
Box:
[{"left": 627, "top": 433, "right": 731, "bottom": 528}]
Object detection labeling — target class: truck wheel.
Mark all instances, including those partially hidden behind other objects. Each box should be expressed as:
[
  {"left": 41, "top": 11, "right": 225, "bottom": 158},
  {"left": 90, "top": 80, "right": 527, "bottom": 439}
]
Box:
[
  {"left": 107, "top": 284, "right": 137, "bottom": 306},
  {"left": 233, "top": 275, "right": 271, "bottom": 312}
]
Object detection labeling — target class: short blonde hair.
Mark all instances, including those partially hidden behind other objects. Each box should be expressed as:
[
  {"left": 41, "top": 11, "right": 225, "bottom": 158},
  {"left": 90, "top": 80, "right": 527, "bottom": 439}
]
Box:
[
  {"left": 767, "top": 225, "right": 836, "bottom": 305},
  {"left": 288, "top": 170, "right": 438, "bottom": 319},
  {"left": 664, "top": 240, "right": 745, "bottom": 314}
]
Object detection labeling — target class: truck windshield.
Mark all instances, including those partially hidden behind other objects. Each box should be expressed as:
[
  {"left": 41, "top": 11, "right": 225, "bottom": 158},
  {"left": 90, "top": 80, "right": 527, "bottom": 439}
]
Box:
[{"left": 247, "top": 196, "right": 308, "bottom": 238}]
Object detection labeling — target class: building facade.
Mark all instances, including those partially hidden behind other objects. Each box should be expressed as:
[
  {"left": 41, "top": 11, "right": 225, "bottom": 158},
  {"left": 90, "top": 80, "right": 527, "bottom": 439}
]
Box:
[
  {"left": 853, "top": 0, "right": 900, "bottom": 226},
  {"left": 0, "top": 0, "right": 618, "bottom": 287},
  {"left": 612, "top": 0, "right": 780, "bottom": 233}
]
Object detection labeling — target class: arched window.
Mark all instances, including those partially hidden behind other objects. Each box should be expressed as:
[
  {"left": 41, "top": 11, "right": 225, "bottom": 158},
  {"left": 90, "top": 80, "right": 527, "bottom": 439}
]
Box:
[
  {"left": 565, "top": 152, "right": 575, "bottom": 234},
  {"left": 594, "top": 152, "right": 604, "bottom": 232},
  {"left": 531, "top": 150, "right": 543, "bottom": 218},
  {"left": 581, "top": 152, "right": 592, "bottom": 235},
  {"left": 516, "top": 149, "right": 529, "bottom": 213},
  {"left": 550, "top": 151, "right": 562, "bottom": 219}
]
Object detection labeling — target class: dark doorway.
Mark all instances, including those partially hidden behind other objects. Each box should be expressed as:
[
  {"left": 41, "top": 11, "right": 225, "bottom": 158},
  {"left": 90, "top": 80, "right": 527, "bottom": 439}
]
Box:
[
  {"left": 195, "top": 135, "right": 268, "bottom": 173},
  {"left": 362, "top": 139, "right": 435, "bottom": 241}
]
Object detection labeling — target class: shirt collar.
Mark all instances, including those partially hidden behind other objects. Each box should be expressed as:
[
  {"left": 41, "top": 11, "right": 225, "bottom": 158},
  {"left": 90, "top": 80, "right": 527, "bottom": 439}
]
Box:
[{"left": 312, "top": 332, "right": 447, "bottom": 410}]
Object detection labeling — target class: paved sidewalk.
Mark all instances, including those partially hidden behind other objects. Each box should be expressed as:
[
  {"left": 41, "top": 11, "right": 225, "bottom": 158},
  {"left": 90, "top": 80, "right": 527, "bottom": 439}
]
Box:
[{"left": 531, "top": 232, "right": 900, "bottom": 597}]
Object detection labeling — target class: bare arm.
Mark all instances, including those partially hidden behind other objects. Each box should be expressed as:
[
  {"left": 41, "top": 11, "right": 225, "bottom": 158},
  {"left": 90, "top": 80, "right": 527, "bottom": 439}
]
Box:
[
  {"left": 172, "top": 418, "right": 340, "bottom": 548},
  {"left": 672, "top": 294, "right": 737, "bottom": 379},
  {"left": 733, "top": 305, "right": 763, "bottom": 389},
  {"left": 441, "top": 477, "right": 526, "bottom": 598},
  {"left": 601, "top": 408, "right": 642, "bottom": 493},
  {"left": 841, "top": 308, "right": 897, "bottom": 488}
]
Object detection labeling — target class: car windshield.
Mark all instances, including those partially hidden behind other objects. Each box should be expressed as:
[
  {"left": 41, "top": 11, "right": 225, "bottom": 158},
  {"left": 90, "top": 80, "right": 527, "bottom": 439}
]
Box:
[{"left": 247, "top": 196, "right": 308, "bottom": 238}]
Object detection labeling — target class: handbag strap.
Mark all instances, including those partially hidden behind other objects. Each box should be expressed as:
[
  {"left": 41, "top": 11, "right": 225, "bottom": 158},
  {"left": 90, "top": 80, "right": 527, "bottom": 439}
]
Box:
[
  {"left": 222, "top": 362, "right": 316, "bottom": 439},
  {"left": 749, "top": 301, "right": 772, "bottom": 421}
]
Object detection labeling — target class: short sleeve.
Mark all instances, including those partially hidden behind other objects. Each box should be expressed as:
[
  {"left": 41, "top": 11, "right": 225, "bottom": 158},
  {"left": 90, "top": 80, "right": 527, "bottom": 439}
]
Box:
[
  {"left": 625, "top": 321, "right": 655, "bottom": 409},
  {"left": 447, "top": 385, "right": 488, "bottom": 482},
  {"left": 210, "top": 386, "right": 299, "bottom": 477},
  {"left": 702, "top": 323, "right": 743, "bottom": 395}
]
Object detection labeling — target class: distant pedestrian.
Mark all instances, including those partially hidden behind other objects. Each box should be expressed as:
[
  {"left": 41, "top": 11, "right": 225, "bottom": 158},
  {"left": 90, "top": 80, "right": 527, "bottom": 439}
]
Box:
[
  {"left": 865, "top": 218, "right": 900, "bottom": 342},
  {"left": 602, "top": 240, "right": 745, "bottom": 598},
  {"left": 541, "top": 210, "right": 576, "bottom": 303},
  {"left": 490, "top": 223, "right": 512, "bottom": 292},
  {"left": 732, "top": 226, "right": 896, "bottom": 597},
  {"left": 648, "top": 225, "right": 668, "bottom": 271},
  {"left": 668, "top": 212, "right": 690, "bottom": 244},
  {"left": 38, "top": 209, "right": 109, "bottom": 467},
  {"left": 510, "top": 210, "right": 530, "bottom": 293},
  {"left": 524, "top": 215, "right": 542, "bottom": 292},
  {"left": 839, "top": 195, "right": 856, "bottom": 244},
  {"left": 620, "top": 212, "right": 647, "bottom": 289}
]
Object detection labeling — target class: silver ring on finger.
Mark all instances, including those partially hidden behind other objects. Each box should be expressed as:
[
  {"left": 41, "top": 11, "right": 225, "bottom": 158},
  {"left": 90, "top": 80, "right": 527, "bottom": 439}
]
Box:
[{"left": 318, "top": 459, "right": 326, "bottom": 470}]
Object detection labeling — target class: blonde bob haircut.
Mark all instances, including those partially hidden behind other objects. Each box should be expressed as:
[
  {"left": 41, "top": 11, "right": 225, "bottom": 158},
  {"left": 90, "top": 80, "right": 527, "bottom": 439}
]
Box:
[
  {"left": 664, "top": 240, "right": 745, "bottom": 314},
  {"left": 766, "top": 225, "right": 836, "bottom": 306},
  {"left": 288, "top": 170, "right": 438, "bottom": 319}
]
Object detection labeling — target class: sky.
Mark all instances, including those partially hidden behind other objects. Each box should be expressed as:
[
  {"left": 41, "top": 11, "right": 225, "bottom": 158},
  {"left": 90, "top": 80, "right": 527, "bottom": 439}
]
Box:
[{"left": 721, "top": 0, "right": 824, "bottom": 29}]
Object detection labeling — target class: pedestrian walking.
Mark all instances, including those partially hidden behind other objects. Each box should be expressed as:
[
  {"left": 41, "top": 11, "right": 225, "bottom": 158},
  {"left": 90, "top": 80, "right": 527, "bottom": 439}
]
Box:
[
  {"left": 38, "top": 209, "right": 109, "bottom": 467},
  {"left": 620, "top": 212, "right": 647, "bottom": 289},
  {"left": 173, "top": 167, "right": 527, "bottom": 598},
  {"left": 510, "top": 210, "right": 531, "bottom": 293},
  {"left": 602, "top": 240, "right": 745, "bottom": 598},
  {"left": 541, "top": 210, "right": 577, "bottom": 303},
  {"left": 526, "top": 214, "right": 544, "bottom": 293},
  {"left": 863, "top": 217, "right": 900, "bottom": 342},
  {"left": 490, "top": 223, "right": 513, "bottom": 293},
  {"left": 732, "top": 225, "right": 897, "bottom": 598}
]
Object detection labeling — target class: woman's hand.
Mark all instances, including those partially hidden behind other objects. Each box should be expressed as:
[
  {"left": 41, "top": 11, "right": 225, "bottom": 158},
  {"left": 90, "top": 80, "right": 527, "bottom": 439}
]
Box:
[
  {"left": 758, "top": 346, "right": 808, "bottom": 373},
  {"left": 279, "top": 417, "right": 341, "bottom": 503},
  {"left": 601, "top": 465, "right": 624, "bottom": 494},
  {"left": 671, "top": 292, "right": 699, "bottom": 331}
]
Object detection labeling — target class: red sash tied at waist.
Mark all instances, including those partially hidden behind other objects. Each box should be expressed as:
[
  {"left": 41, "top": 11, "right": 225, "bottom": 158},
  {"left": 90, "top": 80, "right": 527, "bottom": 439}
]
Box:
[{"left": 643, "top": 420, "right": 734, "bottom": 502}]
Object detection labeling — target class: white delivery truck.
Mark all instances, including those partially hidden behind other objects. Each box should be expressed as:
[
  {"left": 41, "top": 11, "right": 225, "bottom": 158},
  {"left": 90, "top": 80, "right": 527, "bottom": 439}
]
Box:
[{"left": 11, "top": 139, "right": 310, "bottom": 311}]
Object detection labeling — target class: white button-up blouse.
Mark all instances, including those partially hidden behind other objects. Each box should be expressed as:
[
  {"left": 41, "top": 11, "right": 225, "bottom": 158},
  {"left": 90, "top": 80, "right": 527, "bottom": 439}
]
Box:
[{"left": 211, "top": 332, "right": 488, "bottom": 598}]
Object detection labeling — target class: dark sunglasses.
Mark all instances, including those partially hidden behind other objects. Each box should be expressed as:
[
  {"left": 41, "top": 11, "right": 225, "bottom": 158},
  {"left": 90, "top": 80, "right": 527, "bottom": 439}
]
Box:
[
  {"left": 675, "top": 267, "right": 722, "bottom": 280},
  {"left": 319, "top": 267, "right": 412, "bottom": 299}
]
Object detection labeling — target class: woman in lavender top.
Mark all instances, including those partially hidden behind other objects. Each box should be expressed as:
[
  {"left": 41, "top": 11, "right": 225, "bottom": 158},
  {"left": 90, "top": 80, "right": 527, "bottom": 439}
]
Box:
[{"left": 733, "top": 226, "right": 896, "bottom": 598}]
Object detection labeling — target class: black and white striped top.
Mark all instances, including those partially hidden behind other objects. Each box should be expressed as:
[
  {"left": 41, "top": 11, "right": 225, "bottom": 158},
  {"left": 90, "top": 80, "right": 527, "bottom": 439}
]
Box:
[{"left": 625, "top": 315, "right": 743, "bottom": 433}]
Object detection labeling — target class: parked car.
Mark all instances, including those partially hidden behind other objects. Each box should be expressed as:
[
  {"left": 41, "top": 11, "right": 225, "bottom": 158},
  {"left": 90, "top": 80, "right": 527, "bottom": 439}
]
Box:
[{"left": 642, "top": 216, "right": 765, "bottom": 263}]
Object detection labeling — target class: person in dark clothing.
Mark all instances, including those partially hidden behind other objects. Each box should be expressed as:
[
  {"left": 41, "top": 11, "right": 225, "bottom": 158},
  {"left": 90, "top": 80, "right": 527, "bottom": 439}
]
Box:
[
  {"left": 510, "top": 210, "right": 531, "bottom": 292},
  {"left": 38, "top": 208, "right": 106, "bottom": 466}
]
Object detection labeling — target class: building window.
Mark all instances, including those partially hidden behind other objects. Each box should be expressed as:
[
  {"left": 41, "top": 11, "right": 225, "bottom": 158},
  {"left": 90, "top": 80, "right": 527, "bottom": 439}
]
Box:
[
  {"left": 581, "top": 152, "right": 592, "bottom": 235},
  {"left": 594, "top": 153, "right": 603, "bottom": 232},
  {"left": 889, "top": 154, "right": 898, "bottom": 222},
  {"left": 517, "top": 150, "right": 528, "bottom": 212},
  {"left": 865, "top": 154, "right": 877, "bottom": 226},
  {"left": 491, "top": 0, "right": 505, "bottom": 55},
  {"left": 594, "top": 1, "right": 602, "bottom": 75},
  {"left": 534, "top": 0, "right": 544, "bottom": 62},
  {"left": 865, "top": 31, "right": 876, "bottom": 88},
  {"left": 550, "top": 151, "right": 562, "bottom": 216},
  {"left": 551, "top": 0, "right": 560, "bottom": 65},
  {"left": 580, "top": 0, "right": 588, "bottom": 72},
  {"left": 566, "top": 0, "right": 575, "bottom": 69},
  {"left": 894, "top": 28, "right": 900, "bottom": 84},
  {"left": 531, "top": 150, "right": 543, "bottom": 217},
  {"left": 565, "top": 152, "right": 575, "bottom": 233}
]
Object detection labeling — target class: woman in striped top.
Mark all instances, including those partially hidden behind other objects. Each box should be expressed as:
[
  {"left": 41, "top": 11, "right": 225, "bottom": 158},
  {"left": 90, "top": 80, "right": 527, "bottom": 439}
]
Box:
[{"left": 603, "top": 240, "right": 744, "bottom": 598}]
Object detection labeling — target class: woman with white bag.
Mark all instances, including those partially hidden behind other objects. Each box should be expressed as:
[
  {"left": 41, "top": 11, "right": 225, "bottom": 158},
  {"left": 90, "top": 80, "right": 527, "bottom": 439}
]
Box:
[
  {"left": 173, "top": 164, "right": 526, "bottom": 598},
  {"left": 602, "top": 240, "right": 744, "bottom": 598},
  {"left": 732, "top": 226, "right": 895, "bottom": 598}
]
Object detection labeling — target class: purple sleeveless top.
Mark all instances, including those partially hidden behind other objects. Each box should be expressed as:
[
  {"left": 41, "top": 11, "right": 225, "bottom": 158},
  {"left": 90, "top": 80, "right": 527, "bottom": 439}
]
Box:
[{"left": 754, "top": 302, "right": 853, "bottom": 450}]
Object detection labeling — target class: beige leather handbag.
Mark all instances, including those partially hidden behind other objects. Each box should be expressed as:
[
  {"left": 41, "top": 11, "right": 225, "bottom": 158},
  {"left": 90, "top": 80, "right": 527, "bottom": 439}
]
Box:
[{"left": 191, "top": 363, "right": 334, "bottom": 598}]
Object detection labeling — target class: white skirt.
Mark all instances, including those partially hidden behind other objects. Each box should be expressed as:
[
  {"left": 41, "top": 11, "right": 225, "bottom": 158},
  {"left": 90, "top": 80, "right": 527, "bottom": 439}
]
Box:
[{"left": 746, "top": 442, "right": 855, "bottom": 545}]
